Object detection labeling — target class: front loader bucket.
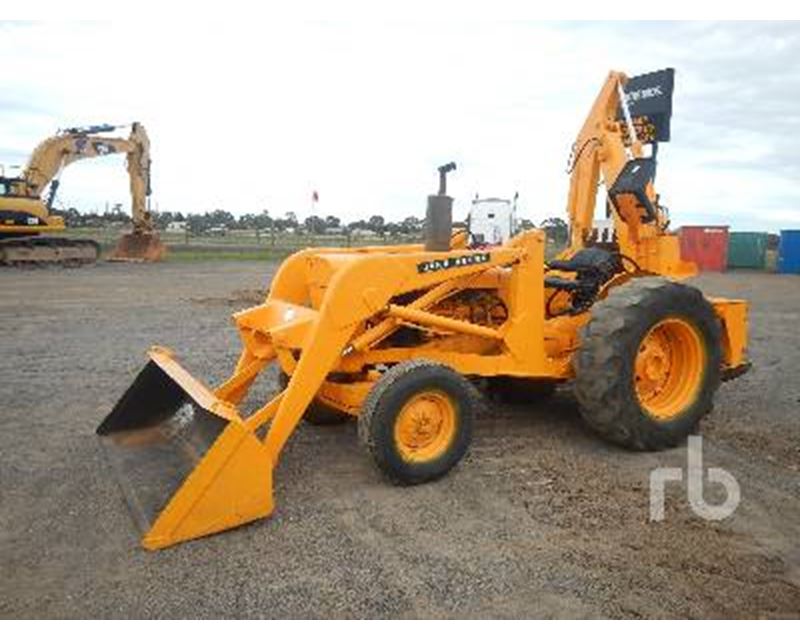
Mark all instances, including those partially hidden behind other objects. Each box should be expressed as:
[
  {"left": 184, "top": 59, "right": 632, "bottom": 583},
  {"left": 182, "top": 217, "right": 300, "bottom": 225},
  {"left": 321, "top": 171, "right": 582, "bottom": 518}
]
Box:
[
  {"left": 97, "top": 347, "right": 274, "bottom": 550},
  {"left": 108, "top": 232, "right": 166, "bottom": 262}
]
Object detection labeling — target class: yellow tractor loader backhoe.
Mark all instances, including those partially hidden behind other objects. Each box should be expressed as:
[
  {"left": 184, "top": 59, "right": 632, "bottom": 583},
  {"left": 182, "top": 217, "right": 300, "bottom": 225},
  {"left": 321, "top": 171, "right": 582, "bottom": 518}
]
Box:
[
  {"left": 0, "top": 122, "right": 165, "bottom": 265},
  {"left": 97, "top": 69, "right": 750, "bottom": 550}
]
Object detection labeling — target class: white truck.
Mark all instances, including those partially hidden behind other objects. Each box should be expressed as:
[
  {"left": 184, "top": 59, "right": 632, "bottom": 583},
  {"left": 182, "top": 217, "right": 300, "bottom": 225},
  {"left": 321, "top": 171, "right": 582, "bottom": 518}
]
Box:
[{"left": 466, "top": 196, "right": 518, "bottom": 245}]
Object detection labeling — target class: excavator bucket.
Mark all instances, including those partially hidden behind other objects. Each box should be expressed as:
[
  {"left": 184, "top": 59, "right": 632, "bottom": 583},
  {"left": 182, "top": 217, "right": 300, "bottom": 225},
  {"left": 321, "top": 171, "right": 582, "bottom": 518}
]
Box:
[
  {"left": 108, "top": 232, "right": 166, "bottom": 262},
  {"left": 97, "top": 347, "right": 274, "bottom": 550}
]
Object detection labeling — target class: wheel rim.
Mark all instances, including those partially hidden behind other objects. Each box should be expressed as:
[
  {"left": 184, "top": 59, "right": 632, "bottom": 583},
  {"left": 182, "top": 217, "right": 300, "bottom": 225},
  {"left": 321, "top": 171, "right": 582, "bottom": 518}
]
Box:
[
  {"left": 394, "top": 390, "right": 457, "bottom": 463},
  {"left": 634, "top": 318, "right": 706, "bottom": 421}
]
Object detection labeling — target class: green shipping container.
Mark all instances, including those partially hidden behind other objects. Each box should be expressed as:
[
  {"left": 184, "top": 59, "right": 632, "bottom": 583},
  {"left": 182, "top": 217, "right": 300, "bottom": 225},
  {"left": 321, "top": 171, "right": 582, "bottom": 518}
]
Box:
[{"left": 727, "top": 232, "right": 768, "bottom": 269}]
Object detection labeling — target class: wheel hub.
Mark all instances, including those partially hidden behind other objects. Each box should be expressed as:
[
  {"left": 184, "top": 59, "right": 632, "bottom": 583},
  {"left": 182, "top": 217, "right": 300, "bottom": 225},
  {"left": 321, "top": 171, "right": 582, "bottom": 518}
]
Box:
[
  {"left": 636, "top": 332, "right": 672, "bottom": 398},
  {"left": 634, "top": 318, "right": 706, "bottom": 420},
  {"left": 395, "top": 391, "right": 456, "bottom": 462}
]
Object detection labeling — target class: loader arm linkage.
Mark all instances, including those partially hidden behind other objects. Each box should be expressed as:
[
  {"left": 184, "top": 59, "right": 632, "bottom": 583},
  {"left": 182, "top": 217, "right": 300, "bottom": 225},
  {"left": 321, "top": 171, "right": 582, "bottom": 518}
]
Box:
[{"left": 99, "top": 232, "right": 563, "bottom": 549}]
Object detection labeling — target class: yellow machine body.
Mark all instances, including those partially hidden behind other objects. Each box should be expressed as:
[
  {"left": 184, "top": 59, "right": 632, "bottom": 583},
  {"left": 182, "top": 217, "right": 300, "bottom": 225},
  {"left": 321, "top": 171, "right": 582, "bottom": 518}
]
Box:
[
  {"left": 98, "top": 232, "right": 747, "bottom": 550},
  {"left": 96, "top": 69, "right": 750, "bottom": 550},
  {"left": 0, "top": 197, "right": 63, "bottom": 235}
]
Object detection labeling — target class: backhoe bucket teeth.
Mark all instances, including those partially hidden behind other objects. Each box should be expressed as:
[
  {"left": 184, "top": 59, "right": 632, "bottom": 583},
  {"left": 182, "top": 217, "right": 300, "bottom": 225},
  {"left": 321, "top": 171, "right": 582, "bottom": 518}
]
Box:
[
  {"left": 108, "top": 232, "right": 166, "bottom": 262},
  {"left": 97, "top": 348, "right": 273, "bottom": 550}
]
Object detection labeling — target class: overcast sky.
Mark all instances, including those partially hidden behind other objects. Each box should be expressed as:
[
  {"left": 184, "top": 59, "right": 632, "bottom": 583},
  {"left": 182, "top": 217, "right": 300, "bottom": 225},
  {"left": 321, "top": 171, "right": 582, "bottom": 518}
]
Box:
[{"left": 1, "top": 21, "right": 798, "bottom": 231}]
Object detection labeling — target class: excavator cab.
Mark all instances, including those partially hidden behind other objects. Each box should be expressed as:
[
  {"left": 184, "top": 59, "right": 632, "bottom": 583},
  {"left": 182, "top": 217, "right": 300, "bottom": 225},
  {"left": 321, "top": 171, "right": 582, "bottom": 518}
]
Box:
[{"left": 0, "top": 176, "right": 25, "bottom": 197}]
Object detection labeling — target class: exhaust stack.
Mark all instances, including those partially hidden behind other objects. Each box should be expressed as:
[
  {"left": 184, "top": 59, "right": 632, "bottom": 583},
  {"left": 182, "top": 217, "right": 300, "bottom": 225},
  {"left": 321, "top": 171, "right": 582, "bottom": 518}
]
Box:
[{"left": 425, "top": 162, "right": 456, "bottom": 252}]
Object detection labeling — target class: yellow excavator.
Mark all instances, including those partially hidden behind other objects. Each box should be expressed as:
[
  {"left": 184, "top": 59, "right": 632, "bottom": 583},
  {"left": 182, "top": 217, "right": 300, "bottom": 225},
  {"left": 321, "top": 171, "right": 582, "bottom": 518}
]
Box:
[
  {"left": 97, "top": 68, "right": 750, "bottom": 550},
  {"left": 0, "top": 122, "right": 165, "bottom": 265}
]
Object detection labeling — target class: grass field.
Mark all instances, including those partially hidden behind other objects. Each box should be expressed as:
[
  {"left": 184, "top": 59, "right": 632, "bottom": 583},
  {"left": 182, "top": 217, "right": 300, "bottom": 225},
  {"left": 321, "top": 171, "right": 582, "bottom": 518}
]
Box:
[
  {"left": 62, "top": 227, "right": 427, "bottom": 261},
  {"left": 61, "top": 227, "right": 578, "bottom": 262},
  {"left": 64, "top": 227, "right": 782, "bottom": 269}
]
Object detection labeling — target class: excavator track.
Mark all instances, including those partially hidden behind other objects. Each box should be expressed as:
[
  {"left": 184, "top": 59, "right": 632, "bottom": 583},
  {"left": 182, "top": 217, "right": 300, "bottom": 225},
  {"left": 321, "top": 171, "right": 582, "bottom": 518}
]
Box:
[{"left": 0, "top": 236, "right": 100, "bottom": 266}]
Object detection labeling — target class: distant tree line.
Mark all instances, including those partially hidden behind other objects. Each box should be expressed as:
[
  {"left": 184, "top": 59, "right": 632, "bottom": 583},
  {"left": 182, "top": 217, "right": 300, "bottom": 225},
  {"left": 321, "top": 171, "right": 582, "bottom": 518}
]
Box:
[
  {"left": 56, "top": 206, "right": 563, "bottom": 240},
  {"left": 58, "top": 207, "right": 425, "bottom": 237}
]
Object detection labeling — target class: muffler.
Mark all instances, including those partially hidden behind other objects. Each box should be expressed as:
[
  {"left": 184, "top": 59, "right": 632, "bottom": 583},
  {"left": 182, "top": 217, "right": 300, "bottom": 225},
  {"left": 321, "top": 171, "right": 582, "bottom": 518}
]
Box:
[{"left": 424, "top": 162, "right": 456, "bottom": 252}]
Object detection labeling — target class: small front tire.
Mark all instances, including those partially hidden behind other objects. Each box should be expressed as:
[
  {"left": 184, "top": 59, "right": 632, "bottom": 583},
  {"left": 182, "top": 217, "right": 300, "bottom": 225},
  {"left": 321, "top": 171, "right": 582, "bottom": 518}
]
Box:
[{"left": 358, "top": 360, "right": 475, "bottom": 484}]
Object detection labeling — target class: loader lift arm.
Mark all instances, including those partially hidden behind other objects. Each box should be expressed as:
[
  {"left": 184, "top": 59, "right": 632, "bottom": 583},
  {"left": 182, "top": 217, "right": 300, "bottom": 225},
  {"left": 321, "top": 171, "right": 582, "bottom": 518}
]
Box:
[{"left": 96, "top": 232, "right": 552, "bottom": 550}]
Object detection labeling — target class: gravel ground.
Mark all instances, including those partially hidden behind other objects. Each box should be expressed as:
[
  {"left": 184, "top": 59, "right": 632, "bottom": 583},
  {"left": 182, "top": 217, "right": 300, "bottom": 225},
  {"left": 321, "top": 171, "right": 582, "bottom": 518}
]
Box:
[{"left": 0, "top": 262, "right": 798, "bottom": 619}]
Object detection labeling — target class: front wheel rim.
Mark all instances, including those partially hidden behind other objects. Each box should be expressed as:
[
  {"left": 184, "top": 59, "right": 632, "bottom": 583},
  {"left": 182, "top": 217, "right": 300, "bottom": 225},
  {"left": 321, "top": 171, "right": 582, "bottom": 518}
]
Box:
[{"left": 394, "top": 390, "right": 457, "bottom": 463}]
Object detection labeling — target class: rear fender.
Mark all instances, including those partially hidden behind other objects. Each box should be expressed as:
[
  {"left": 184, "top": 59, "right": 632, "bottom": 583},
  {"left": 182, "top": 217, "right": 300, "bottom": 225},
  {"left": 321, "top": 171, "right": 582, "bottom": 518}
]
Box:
[{"left": 710, "top": 298, "right": 748, "bottom": 370}]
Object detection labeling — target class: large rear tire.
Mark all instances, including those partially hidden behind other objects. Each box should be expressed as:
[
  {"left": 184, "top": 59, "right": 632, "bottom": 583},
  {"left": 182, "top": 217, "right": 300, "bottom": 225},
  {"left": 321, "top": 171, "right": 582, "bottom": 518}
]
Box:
[
  {"left": 358, "top": 360, "right": 475, "bottom": 485},
  {"left": 574, "top": 278, "right": 721, "bottom": 450}
]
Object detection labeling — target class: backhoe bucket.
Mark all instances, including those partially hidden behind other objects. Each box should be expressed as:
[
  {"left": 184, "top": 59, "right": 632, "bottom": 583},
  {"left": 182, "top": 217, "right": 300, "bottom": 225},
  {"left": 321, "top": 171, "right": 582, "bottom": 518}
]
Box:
[
  {"left": 97, "top": 347, "right": 274, "bottom": 550},
  {"left": 108, "top": 232, "right": 166, "bottom": 262}
]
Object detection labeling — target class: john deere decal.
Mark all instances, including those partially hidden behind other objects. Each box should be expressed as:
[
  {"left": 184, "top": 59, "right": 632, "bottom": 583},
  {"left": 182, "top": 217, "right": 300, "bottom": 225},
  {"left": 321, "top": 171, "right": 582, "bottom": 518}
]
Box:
[{"left": 416, "top": 252, "right": 491, "bottom": 274}]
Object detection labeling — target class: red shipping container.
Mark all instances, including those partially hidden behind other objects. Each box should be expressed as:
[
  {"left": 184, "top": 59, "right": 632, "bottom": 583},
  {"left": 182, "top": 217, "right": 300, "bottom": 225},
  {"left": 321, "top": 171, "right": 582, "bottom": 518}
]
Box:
[{"left": 679, "top": 225, "right": 729, "bottom": 272}]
